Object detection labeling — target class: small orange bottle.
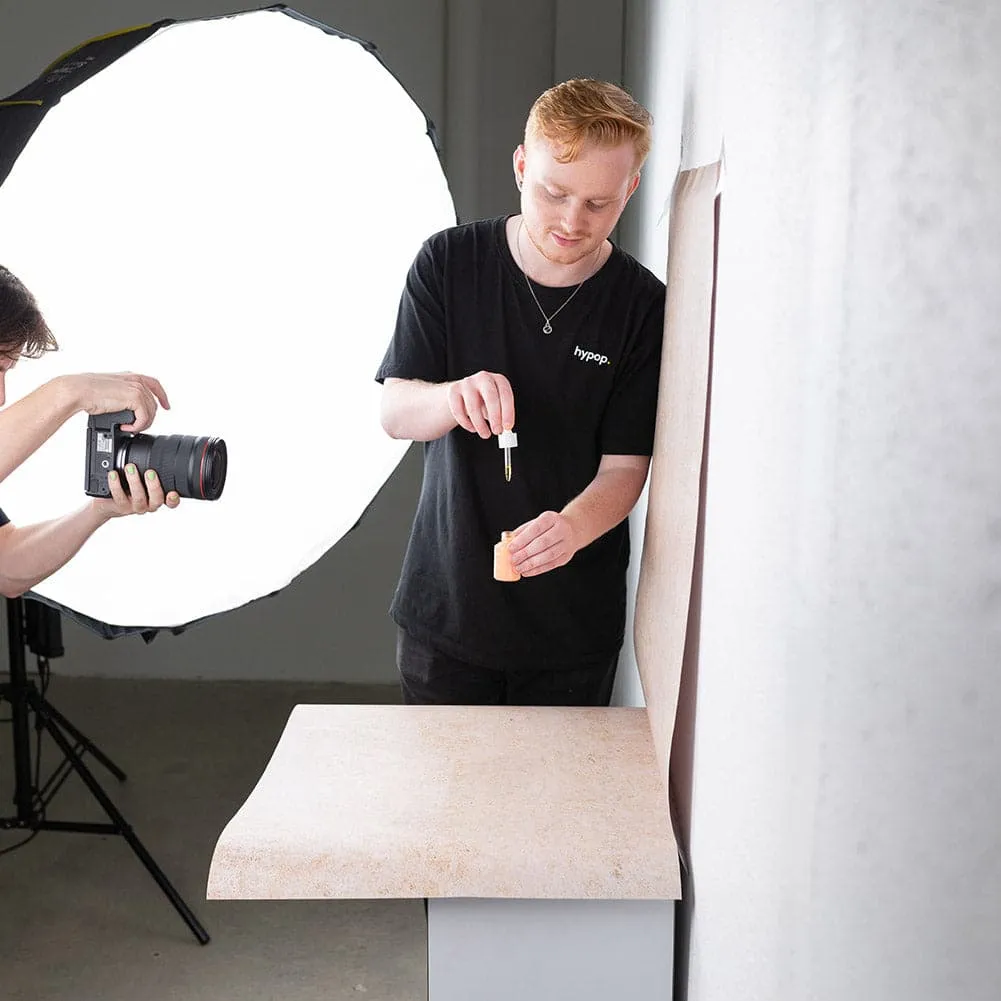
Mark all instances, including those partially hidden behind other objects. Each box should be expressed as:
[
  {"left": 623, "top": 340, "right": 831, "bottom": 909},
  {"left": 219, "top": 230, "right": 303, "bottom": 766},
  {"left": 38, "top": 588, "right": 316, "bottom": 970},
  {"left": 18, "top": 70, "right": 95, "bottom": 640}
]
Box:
[{"left": 493, "top": 531, "right": 521, "bottom": 582}]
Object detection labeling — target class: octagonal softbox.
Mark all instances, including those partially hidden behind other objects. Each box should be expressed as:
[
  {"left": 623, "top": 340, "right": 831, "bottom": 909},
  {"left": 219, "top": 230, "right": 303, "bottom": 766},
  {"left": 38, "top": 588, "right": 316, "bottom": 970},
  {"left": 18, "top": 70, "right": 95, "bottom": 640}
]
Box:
[{"left": 0, "top": 6, "right": 455, "bottom": 628}]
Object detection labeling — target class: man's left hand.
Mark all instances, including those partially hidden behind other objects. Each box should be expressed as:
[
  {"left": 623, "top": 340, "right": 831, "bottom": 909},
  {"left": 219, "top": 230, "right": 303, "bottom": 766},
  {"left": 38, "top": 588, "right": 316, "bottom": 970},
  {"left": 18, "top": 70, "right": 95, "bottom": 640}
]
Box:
[{"left": 507, "top": 510, "right": 580, "bottom": 577}]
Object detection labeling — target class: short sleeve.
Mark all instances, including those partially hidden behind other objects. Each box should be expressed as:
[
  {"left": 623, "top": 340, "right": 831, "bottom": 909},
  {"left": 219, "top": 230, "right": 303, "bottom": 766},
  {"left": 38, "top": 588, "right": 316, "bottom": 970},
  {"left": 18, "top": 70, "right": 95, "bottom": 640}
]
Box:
[
  {"left": 598, "top": 293, "right": 665, "bottom": 456},
  {"left": 375, "top": 236, "right": 448, "bottom": 385},
  {"left": 0, "top": 507, "right": 9, "bottom": 527}
]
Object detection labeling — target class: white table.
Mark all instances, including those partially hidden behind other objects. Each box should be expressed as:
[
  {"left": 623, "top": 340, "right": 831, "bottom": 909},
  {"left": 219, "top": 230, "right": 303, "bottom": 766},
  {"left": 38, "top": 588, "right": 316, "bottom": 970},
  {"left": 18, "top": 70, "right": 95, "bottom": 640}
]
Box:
[{"left": 207, "top": 704, "right": 680, "bottom": 999}]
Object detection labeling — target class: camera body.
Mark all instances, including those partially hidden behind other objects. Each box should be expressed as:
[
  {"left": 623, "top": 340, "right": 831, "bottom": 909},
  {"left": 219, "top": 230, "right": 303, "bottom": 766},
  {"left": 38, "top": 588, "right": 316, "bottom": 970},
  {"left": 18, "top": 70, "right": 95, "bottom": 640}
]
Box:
[
  {"left": 84, "top": 410, "right": 136, "bottom": 498},
  {"left": 83, "top": 410, "right": 228, "bottom": 501}
]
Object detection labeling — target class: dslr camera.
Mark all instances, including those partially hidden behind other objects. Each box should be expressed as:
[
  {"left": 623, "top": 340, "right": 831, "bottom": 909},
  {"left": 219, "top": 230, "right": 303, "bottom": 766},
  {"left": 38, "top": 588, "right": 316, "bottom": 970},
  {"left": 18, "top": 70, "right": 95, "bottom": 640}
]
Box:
[{"left": 84, "top": 410, "right": 227, "bottom": 501}]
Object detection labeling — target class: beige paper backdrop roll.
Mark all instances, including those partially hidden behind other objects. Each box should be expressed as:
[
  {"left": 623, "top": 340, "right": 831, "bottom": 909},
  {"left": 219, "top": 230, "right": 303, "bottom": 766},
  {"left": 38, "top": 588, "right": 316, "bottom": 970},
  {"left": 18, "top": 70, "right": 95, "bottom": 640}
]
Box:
[{"left": 634, "top": 160, "right": 721, "bottom": 803}]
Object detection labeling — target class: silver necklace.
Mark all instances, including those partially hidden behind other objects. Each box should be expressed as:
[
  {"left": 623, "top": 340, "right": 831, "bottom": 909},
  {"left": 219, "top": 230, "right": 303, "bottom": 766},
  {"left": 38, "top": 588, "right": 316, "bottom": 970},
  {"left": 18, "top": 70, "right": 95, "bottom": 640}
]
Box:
[{"left": 514, "top": 219, "right": 600, "bottom": 335}]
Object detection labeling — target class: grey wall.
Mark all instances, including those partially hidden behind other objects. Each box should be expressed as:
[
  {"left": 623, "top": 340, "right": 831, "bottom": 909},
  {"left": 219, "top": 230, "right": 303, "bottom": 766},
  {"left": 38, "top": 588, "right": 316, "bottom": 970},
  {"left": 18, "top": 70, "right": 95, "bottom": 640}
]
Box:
[
  {"left": 0, "top": 0, "right": 628, "bottom": 682},
  {"left": 613, "top": 0, "right": 684, "bottom": 709}
]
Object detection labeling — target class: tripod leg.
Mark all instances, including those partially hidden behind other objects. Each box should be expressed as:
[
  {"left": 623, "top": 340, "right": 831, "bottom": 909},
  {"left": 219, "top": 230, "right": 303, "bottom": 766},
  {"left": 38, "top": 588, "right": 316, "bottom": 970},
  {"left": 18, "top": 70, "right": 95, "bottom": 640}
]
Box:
[
  {"left": 29, "top": 690, "right": 210, "bottom": 945},
  {"left": 40, "top": 696, "right": 127, "bottom": 781}
]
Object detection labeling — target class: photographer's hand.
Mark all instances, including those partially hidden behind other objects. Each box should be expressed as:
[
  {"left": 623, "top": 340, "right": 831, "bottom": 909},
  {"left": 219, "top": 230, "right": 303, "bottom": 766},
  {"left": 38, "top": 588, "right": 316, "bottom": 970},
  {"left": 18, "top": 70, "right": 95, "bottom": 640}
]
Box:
[
  {"left": 94, "top": 464, "right": 180, "bottom": 520},
  {"left": 62, "top": 372, "right": 170, "bottom": 432},
  {"left": 0, "top": 375, "right": 177, "bottom": 599}
]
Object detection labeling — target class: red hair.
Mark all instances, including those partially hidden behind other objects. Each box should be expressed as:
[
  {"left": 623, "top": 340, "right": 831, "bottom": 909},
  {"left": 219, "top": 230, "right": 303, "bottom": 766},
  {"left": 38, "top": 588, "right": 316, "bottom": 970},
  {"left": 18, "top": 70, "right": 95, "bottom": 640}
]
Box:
[{"left": 526, "top": 79, "right": 653, "bottom": 170}]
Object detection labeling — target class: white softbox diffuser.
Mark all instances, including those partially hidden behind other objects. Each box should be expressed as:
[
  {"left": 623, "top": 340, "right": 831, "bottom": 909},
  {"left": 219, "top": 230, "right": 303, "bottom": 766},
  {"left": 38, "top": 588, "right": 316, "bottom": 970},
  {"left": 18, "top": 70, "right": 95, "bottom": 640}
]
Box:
[{"left": 0, "top": 7, "right": 454, "bottom": 628}]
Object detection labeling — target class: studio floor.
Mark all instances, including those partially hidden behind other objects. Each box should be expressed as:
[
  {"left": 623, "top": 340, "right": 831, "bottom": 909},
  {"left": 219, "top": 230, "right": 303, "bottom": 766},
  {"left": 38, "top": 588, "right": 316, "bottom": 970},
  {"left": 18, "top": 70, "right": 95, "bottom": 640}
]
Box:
[{"left": 0, "top": 675, "right": 426, "bottom": 1001}]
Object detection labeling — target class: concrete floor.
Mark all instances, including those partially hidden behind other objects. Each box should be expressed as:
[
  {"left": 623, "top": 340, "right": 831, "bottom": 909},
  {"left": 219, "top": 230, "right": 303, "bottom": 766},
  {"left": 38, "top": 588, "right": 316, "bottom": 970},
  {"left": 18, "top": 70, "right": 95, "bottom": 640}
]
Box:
[{"left": 0, "top": 674, "right": 427, "bottom": 1001}]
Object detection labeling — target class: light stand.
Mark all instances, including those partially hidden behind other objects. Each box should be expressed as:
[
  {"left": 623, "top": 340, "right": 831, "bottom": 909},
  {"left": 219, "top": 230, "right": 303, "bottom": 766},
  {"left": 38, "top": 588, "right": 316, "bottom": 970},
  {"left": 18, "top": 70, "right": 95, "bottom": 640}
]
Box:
[{"left": 0, "top": 595, "right": 209, "bottom": 945}]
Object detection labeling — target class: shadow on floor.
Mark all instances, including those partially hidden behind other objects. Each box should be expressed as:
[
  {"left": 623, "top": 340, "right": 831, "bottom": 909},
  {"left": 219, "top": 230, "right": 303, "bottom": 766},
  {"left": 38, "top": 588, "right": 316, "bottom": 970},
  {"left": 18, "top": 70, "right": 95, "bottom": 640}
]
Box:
[{"left": 0, "top": 675, "right": 427, "bottom": 1001}]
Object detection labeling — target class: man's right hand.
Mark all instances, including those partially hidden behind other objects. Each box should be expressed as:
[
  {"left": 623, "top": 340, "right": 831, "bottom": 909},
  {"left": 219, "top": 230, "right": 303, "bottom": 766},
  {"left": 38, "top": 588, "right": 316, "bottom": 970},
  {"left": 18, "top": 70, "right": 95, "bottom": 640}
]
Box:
[
  {"left": 61, "top": 372, "right": 170, "bottom": 433},
  {"left": 446, "top": 371, "right": 516, "bottom": 438}
]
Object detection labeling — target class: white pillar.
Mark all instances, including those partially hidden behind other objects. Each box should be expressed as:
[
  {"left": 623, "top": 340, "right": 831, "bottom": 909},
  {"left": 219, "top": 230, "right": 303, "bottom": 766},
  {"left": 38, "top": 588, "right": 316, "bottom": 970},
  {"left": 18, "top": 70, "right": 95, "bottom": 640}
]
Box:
[
  {"left": 684, "top": 3, "right": 1001, "bottom": 996},
  {"left": 629, "top": 1, "right": 1001, "bottom": 998}
]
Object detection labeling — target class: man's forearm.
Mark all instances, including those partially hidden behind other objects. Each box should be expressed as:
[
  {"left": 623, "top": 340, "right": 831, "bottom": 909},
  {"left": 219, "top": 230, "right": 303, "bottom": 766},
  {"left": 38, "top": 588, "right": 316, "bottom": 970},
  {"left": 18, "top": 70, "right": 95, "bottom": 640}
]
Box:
[
  {"left": 0, "top": 502, "right": 110, "bottom": 598},
  {"left": 380, "top": 378, "right": 458, "bottom": 441},
  {"left": 0, "top": 376, "right": 78, "bottom": 484},
  {"left": 561, "top": 463, "right": 649, "bottom": 552}
]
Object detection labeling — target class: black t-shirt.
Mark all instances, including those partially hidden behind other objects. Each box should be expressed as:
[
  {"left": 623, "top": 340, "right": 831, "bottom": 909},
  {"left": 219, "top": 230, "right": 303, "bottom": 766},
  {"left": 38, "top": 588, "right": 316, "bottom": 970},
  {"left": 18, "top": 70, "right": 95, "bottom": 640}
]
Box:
[{"left": 375, "top": 216, "right": 665, "bottom": 671}]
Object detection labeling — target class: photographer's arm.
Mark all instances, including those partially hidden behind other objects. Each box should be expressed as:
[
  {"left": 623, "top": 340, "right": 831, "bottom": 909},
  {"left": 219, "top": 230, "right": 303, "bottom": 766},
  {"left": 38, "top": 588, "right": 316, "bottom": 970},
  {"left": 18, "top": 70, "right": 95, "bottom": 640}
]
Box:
[
  {"left": 0, "top": 377, "right": 77, "bottom": 484},
  {"left": 0, "top": 372, "right": 169, "bottom": 485},
  {"left": 0, "top": 502, "right": 109, "bottom": 598},
  {"left": 0, "top": 463, "right": 178, "bottom": 598}
]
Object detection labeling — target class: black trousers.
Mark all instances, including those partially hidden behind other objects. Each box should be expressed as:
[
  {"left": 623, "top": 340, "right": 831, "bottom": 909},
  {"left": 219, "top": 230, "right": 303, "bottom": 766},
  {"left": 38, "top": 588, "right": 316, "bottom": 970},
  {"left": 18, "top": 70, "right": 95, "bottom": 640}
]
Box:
[{"left": 396, "top": 628, "right": 619, "bottom": 707}]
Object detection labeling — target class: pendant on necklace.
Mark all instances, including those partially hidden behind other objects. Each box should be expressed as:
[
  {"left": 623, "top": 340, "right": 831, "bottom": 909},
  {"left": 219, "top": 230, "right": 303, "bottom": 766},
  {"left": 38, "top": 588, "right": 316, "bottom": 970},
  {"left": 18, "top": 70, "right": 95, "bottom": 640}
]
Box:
[{"left": 542, "top": 321, "right": 552, "bottom": 335}]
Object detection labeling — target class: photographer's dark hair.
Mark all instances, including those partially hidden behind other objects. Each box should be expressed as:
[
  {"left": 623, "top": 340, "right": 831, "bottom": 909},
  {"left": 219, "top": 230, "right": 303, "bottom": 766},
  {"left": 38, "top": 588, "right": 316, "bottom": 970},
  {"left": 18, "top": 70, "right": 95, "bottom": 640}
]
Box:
[{"left": 0, "top": 264, "right": 58, "bottom": 359}]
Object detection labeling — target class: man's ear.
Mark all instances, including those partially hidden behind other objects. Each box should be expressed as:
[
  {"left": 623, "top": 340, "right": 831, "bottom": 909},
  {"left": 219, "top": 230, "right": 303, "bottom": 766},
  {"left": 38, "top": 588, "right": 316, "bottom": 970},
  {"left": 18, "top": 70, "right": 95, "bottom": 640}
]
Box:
[
  {"left": 624, "top": 172, "right": 641, "bottom": 203},
  {"left": 513, "top": 144, "right": 527, "bottom": 190}
]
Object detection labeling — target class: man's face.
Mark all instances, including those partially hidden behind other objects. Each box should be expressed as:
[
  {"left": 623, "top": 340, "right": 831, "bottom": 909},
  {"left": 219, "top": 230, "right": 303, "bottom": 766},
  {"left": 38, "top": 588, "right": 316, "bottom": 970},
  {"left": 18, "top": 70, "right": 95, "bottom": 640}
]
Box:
[
  {"left": 514, "top": 136, "right": 641, "bottom": 269},
  {"left": 0, "top": 354, "right": 18, "bottom": 408}
]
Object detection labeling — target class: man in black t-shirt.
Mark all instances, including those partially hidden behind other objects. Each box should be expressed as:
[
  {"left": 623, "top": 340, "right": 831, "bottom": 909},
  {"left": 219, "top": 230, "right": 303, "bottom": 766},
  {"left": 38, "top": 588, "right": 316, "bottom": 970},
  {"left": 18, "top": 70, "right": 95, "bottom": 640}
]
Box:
[
  {"left": 376, "top": 80, "right": 664, "bottom": 706},
  {"left": 0, "top": 265, "right": 178, "bottom": 598}
]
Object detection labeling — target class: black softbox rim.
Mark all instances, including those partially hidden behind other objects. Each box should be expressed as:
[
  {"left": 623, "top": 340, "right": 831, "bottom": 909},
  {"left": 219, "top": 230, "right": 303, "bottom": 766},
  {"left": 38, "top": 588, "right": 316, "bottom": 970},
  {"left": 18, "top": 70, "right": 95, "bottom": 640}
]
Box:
[{"left": 0, "top": 4, "right": 443, "bottom": 190}]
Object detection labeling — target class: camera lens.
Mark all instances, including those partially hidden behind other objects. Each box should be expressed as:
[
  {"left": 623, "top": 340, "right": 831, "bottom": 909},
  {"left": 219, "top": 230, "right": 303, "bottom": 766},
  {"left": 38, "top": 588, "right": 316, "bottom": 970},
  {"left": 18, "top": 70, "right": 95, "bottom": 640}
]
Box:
[{"left": 120, "top": 434, "right": 228, "bottom": 500}]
